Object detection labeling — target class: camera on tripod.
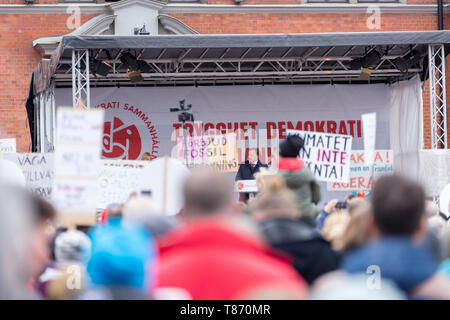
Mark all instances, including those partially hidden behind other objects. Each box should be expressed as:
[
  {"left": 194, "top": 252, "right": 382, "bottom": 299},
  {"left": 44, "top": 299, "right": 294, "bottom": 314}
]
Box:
[{"left": 170, "top": 100, "right": 194, "bottom": 122}]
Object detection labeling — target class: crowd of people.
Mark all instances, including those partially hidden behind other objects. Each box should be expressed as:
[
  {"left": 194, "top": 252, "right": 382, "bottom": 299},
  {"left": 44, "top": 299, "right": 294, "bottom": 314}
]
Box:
[{"left": 1, "top": 135, "right": 450, "bottom": 300}]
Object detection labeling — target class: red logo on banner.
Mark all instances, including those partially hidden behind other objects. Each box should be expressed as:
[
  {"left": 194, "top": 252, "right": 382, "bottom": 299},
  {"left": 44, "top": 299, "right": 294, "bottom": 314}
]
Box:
[
  {"left": 102, "top": 117, "right": 142, "bottom": 159},
  {"left": 238, "top": 182, "right": 244, "bottom": 191}
]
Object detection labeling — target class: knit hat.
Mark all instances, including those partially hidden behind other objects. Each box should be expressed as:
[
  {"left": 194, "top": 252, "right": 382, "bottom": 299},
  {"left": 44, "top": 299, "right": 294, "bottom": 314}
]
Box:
[
  {"left": 55, "top": 230, "right": 91, "bottom": 263},
  {"left": 87, "top": 221, "right": 156, "bottom": 292},
  {"left": 279, "top": 135, "right": 304, "bottom": 158}
]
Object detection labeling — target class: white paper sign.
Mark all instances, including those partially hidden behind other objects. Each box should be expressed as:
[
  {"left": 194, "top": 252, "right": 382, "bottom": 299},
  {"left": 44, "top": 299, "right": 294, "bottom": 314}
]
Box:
[
  {"left": 1, "top": 153, "right": 54, "bottom": 199},
  {"left": 0, "top": 138, "right": 16, "bottom": 154},
  {"left": 98, "top": 160, "right": 148, "bottom": 209},
  {"left": 287, "top": 130, "right": 352, "bottom": 183},
  {"left": 327, "top": 150, "right": 394, "bottom": 191},
  {"left": 52, "top": 108, "right": 104, "bottom": 214},
  {"left": 140, "top": 157, "right": 190, "bottom": 216}
]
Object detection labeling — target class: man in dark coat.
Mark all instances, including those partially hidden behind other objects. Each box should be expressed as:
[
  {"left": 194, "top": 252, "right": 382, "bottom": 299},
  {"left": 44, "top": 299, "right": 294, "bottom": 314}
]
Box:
[{"left": 235, "top": 148, "right": 268, "bottom": 202}]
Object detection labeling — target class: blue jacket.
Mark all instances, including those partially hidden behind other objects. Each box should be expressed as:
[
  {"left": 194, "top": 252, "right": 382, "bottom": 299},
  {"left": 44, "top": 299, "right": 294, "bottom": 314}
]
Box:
[{"left": 340, "top": 236, "right": 438, "bottom": 292}]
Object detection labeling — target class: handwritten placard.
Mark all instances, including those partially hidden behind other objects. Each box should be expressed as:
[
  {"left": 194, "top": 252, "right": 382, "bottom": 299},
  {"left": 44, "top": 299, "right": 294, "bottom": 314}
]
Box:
[
  {"left": 0, "top": 138, "right": 16, "bottom": 154},
  {"left": 1, "top": 153, "right": 54, "bottom": 199},
  {"left": 98, "top": 160, "right": 148, "bottom": 209},
  {"left": 287, "top": 130, "right": 352, "bottom": 183},
  {"left": 176, "top": 133, "right": 238, "bottom": 172},
  {"left": 52, "top": 108, "right": 104, "bottom": 217},
  {"left": 327, "top": 150, "right": 394, "bottom": 191}
]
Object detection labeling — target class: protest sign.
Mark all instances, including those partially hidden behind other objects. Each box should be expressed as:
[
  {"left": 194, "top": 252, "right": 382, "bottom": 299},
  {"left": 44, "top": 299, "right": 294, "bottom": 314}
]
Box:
[
  {"left": 1, "top": 153, "right": 54, "bottom": 199},
  {"left": 327, "top": 150, "right": 393, "bottom": 191},
  {"left": 0, "top": 138, "right": 16, "bottom": 154},
  {"left": 52, "top": 108, "right": 104, "bottom": 225},
  {"left": 175, "top": 133, "right": 238, "bottom": 172},
  {"left": 287, "top": 130, "right": 352, "bottom": 183},
  {"left": 140, "top": 157, "right": 190, "bottom": 216},
  {"left": 98, "top": 160, "right": 148, "bottom": 209}
]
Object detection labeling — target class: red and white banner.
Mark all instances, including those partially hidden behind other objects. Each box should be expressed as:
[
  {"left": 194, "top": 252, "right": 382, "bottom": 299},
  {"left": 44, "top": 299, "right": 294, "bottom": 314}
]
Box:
[{"left": 55, "top": 84, "right": 390, "bottom": 165}]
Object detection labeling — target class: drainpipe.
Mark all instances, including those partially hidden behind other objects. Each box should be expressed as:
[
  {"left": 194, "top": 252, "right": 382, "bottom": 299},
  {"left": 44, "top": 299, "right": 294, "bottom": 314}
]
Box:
[{"left": 438, "top": 0, "right": 443, "bottom": 30}]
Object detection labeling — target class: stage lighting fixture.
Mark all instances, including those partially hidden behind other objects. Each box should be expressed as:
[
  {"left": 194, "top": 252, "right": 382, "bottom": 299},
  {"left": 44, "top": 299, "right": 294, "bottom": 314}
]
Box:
[
  {"left": 361, "top": 49, "right": 381, "bottom": 69},
  {"left": 93, "top": 60, "right": 112, "bottom": 77},
  {"left": 126, "top": 68, "right": 144, "bottom": 83},
  {"left": 393, "top": 49, "right": 424, "bottom": 73},
  {"left": 137, "top": 60, "right": 151, "bottom": 73},
  {"left": 350, "top": 59, "right": 363, "bottom": 70},
  {"left": 393, "top": 57, "right": 409, "bottom": 72},
  {"left": 120, "top": 52, "right": 140, "bottom": 70}
]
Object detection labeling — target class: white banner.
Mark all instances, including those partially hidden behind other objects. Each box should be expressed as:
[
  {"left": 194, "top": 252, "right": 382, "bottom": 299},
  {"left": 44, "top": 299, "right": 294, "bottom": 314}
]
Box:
[
  {"left": 287, "top": 130, "right": 352, "bottom": 183},
  {"left": 327, "top": 150, "right": 394, "bottom": 191},
  {"left": 55, "top": 85, "right": 390, "bottom": 166},
  {"left": 1, "top": 153, "right": 53, "bottom": 199}
]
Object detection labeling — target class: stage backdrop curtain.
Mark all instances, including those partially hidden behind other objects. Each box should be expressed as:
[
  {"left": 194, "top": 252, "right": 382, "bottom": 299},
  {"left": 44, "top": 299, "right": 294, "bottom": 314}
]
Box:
[{"left": 388, "top": 75, "right": 423, "bottom": 180}]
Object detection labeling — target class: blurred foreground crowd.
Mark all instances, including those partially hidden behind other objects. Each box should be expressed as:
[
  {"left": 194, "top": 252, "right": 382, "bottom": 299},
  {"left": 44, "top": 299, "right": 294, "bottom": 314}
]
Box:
[{"left": 1, "top": 136, "right": 450, "bottom": 300}]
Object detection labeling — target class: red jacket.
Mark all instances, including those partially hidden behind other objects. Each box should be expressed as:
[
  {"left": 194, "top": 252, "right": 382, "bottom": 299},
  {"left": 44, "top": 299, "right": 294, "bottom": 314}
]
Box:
[{"left": 156, "top": 219, "right": 307, "bottom": 300}]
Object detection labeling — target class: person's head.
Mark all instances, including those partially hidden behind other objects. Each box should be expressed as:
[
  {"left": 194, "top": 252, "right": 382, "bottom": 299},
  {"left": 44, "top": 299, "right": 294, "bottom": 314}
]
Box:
[
  {"left": 371, "top": 174, "right": 426, "bottom": 237},
  {"left": 321, "top": 212, "right": 351, "bottom": 251},
  {"left": 339, "top": 205, "right": 374, "bottom": 252},
  {"left": 248, "top": 148, "right": 259, "bottom": 164},
  {"left": 106, "top": 204, "right": 123, "bottom": 221},
  {"left": 254, "top": 168, "right": 277, "bottom": 193},
  {"left": 55, "top": 230, "right": 91, "bottom": 263},
  {"left": 279, "top": 135, "right": 304, "bottom": 158},
  {"left": 250, "top": 175, "right": 299, "bottom": 222},
  {"left": 345, "top": 193, "right": 356, "bottom": 203},
  {"left": 30, "top": 195, "right": 56, "bottom": 277},
  {"left": 87, "top": 222, "right": 156, "bottom": 293},
  {"left": 141, "top": 152, "right": 154, "bottom": 161},
  {"left": 0, "top": 186, "right": 35, "bottom": 299},
  {"left": 123, "top": 196, "right": 162, "bottom": 224},
  {"left": 123, "top": 196, "right": 177, "bottom": 238},
  {"left": 183, "top": 168, "right": 233, "bottom": 218},
  {"left": 347, "top": 198, "right": 369, "bottom": 216}
]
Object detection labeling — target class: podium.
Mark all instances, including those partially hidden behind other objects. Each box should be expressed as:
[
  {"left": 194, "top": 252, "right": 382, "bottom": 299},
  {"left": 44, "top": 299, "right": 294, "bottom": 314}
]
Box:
[{"left": 235, "top": 180, "right": 258, "bottom": 199}]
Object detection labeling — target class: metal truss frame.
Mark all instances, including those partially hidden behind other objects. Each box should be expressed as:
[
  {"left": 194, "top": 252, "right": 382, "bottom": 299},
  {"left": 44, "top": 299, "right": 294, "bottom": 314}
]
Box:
[
  {"left": 428, "top": 44, "right": 447, "bottom": 149},
  {"left": 58, "top": 45, "right": 422, "bottom": 86},
  {"left": 72, "top": 49, "right": 90, "bottom": 109}
]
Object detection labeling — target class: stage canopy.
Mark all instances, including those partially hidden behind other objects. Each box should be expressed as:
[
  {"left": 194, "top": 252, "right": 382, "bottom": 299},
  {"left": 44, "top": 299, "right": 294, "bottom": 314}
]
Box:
[
  {"left": 34, "top": 30, "right": 450, "bottom": 91},
  {"left": 29, "top": 30, "right": 449, "bottom": 156}
]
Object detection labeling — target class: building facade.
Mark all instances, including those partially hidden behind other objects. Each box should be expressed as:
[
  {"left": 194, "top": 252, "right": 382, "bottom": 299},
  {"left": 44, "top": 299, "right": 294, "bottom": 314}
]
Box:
[{"left": 0, "top": 0, "right": 448, "bottom": 152}]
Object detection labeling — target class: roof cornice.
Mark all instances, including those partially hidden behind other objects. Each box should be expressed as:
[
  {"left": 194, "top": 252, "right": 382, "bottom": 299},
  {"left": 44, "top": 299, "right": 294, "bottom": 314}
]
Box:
[
  {"left": 0, "top": 3, "right": 448, "bottom": 15},
  {"left": 162, "top": 3, "right": 450, "bottom": 15},
  {"left": 110, "top": 0, "right": 164, "bottom": 11}
]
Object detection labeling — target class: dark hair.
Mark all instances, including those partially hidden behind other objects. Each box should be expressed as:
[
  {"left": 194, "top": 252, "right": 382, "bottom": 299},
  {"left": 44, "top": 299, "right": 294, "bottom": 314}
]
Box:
[
  {"left": 279, "top": 135, "right": 304, "bottom": 158},
  {"left": 32, "top": 195, "right": 56, "bottom": 223},
  {"left": 372, "top": 175, "right": 425, "bottom": 236}
]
